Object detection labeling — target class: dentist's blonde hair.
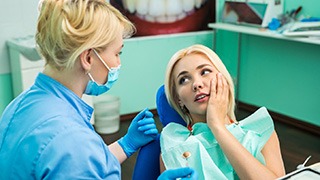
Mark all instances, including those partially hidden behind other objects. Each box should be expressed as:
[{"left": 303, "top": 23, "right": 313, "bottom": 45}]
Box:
[
  {"left": 36, "top": 0, "right": 135, "bottom": 71},
  {"left": 165, "top": 44, "right": 236, "bottom": 125}
]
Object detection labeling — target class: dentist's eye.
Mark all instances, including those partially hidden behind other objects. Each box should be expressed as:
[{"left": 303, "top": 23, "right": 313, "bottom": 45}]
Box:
[{"left": 116, "top": 51, "right": 122, "bottom": 56}]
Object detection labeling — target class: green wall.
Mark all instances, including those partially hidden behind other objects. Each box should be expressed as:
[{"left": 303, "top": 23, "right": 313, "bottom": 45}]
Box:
[
  {"left": 238, "top": 35, "right": 320, "bottom": 126},
  {"left": 0, "top": 31, "right": 213, "bottom": 115}
]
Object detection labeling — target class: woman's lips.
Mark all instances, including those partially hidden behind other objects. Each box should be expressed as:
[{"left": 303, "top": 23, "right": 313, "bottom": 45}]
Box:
[
  {"left": 194, "top": 93, "right": 209, "bottom": 103},
  {"left": 110, "top": 0, "right": 215, "bottom": 36}
]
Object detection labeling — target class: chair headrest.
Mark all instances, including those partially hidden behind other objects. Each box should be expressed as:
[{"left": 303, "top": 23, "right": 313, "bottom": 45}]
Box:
[{"left": 156, "top": 85, "right": 186, "bottom": 127}]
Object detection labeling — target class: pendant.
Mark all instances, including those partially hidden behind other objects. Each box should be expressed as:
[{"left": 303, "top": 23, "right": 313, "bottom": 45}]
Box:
[{"left": 182, "top": 151, "right": 191, "bottom": 167}]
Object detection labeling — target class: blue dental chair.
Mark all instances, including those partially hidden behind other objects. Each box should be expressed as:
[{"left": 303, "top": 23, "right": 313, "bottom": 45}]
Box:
[{"left": 132, "top": 85, "right": 186, "bottom": 180}]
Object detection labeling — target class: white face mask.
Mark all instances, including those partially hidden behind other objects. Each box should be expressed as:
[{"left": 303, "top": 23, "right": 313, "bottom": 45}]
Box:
[{"left": 84, "top": 49, "right": 121, "bottom": 96}]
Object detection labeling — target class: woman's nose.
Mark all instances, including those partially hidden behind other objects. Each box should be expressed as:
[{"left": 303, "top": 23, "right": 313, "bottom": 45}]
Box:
[{"left": 193, "top": 80, "right": 203, "bottom": 91}]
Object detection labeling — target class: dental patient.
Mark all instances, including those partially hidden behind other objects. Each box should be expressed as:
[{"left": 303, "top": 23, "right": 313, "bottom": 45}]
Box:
[{"left": 159, "top": 44, "right": 286, "bottom": 179}]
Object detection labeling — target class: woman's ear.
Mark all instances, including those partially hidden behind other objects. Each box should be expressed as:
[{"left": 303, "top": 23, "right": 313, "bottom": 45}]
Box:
[{"left": 79, "top": 49, "right": 93, "bottom": 73}]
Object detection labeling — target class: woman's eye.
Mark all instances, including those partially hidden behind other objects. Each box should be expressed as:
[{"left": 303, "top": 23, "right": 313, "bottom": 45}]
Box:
[
  {"left": 179, "top": 77, "right": 189, "bottom": 85},
  {"left": 201, "top": 69, "right": 212, "bottom": 76}
]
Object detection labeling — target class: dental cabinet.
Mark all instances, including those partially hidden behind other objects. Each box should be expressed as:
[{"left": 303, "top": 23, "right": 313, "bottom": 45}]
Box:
[
  {"left": 209, "top": 23, "right": 320, "bottom": 45},
  {"left": 7, "top": 36, "right": 95, "bottom": 124}
]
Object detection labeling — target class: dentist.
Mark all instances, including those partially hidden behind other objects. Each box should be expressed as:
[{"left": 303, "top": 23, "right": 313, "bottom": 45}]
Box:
[{"left": 0, "top": 0, "right": 196, "bottom": 179}]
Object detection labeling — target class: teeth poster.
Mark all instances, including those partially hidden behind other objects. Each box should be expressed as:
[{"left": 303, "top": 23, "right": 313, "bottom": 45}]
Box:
[{"left": 110, "top": 0, "right": 215, "bottom": 36}]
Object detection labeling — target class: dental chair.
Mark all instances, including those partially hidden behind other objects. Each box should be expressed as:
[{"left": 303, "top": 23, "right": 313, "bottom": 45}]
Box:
[{"left": 132, "top": 85, "right": 186, "bottom": 180}]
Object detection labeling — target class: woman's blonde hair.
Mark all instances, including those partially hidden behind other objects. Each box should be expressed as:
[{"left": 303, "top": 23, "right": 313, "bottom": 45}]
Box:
[
  {"left": 36, "top": 0, "right": 135, "bottom": 70},
  {"left": 164, "top": 44, "right": 236, "bottom": 125}
]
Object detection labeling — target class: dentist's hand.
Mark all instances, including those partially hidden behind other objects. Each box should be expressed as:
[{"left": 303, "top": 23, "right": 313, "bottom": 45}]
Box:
[
  {"left": 118, "top": 108, "right": 158, "bottom": 157},
  {"left": 158, "top": 167, "right": 198, "bottom": 180}
]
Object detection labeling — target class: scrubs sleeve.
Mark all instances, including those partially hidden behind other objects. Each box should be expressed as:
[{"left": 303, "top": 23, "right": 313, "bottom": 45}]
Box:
[{"left": 34, "top": 126, "right": 120, "bottom": 179}]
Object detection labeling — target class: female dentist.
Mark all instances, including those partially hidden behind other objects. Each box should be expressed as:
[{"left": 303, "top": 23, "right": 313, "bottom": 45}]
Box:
[{"left": 0, "top": 0, "right": 196, "bottom": 179}]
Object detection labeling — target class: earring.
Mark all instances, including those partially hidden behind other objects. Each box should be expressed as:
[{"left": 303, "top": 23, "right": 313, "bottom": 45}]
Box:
[
  {"left": 181, "top": 105, "right": 189, "bottom": 114},
  {"left": 178, "top": 100, "right": 188, "bottom": 114},
  {"left": 178, "top": 101, "right": 184, "bottom": 109}
]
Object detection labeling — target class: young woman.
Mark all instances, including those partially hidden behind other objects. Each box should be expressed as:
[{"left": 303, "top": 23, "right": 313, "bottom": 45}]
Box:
[{"left": 160, "top": 44, "right": 285, "bottom": 179}]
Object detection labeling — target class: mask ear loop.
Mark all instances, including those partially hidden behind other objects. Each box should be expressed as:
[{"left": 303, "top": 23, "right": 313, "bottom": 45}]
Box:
[
  {"left": 92, "top": 49, "right": 111, "bottom": 71},
  {"left": 87, "top": 73, "right": 95, "bottom": 82}
]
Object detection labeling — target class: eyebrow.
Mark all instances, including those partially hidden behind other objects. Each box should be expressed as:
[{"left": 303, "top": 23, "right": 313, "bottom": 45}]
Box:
[{"left": 176, "top": 63, "right": 212, "bottom": 79}]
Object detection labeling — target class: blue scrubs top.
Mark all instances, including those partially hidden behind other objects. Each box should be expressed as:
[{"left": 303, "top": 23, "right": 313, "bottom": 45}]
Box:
[{"left": 0, "top": 73, "right": 121, "bottom": 179}]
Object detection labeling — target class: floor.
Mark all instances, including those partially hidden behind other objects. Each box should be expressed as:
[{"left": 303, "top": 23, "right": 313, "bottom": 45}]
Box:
[{"left": 99, "top": 108, "right": 320, "bottom": 180}]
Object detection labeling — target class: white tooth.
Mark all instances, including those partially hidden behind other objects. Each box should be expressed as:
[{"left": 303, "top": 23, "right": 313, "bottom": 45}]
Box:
[
  {"left": 195, "top": 0, "right": 203, "bottom": 8},
  {"left": 166, "top": 15, "right": 177, "bottom": 23},
  {"left": 145, "top": 14, "right": 156, "bottom": 22},
  {"left": 177, "top": 12, "right": 187, "bottom": 20},
  {"left": 166, "top": 0, "right": 183, "bottom": 16},
  {"left": 124, "top": 0, "right": 136, "bottom": 13},
  {"left": 149, "top": 0, "right": 166, "bottom": 17},
  {"left": 136, "top": 14, "right": 145, "bottom": 20},
  {"left": 156, "top": 16, "right": 168, "bottom": 23},
  {"left": 136, "top": 0, "right": 149, "bottom": 15},
  {"left": 182, "top": 0, "right": 195, "bottom": 12}
]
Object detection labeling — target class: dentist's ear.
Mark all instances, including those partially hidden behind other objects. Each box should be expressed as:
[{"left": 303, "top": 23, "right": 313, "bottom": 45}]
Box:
[{"left": 80, "top": 49, "right": 93, "bottom": 73}]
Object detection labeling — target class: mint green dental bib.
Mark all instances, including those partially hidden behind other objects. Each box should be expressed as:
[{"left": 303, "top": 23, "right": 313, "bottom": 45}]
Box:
[{"left": 160, "top": 107, "right": 274, "bottom": 180}]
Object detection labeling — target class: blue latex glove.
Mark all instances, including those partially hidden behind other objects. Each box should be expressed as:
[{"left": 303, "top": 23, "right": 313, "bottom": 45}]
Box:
[
  {"left": 158, "top": 167, "right": 198, "bottom": 180},
  {"left": 268, "top": 18, "right": 281, "bottom": 30},
  {"left": 118, "top": 108, "right": 158, "bottom": 157}
]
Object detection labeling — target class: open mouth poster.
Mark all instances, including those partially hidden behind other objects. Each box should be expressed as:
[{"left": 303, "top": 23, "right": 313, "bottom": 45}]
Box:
[{"left": 110, "top": 0, "right": 215, "bottom": 36}]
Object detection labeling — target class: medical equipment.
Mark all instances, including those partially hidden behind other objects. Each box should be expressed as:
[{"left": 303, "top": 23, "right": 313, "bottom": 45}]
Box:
[
  {"left": 221, "top": 0, "right": 283, "bottom": 28},
  {"left": 282, "top": 21, "right": 320, "bottom": 37},
  {"left": 277, "top": 161, "right": 320, "bottom": 179},
  {"left": 297, "top": 156, "right": 312, "bottom": 169},
  {"left": 93, "top": 94, "right": 120, "bottom": 134}
]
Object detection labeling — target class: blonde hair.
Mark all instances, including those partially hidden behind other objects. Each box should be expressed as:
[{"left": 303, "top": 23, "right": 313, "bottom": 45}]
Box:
[
  {"left": 164, "top": 44, "right": 236, "bottom": 125},
  {"left": 36, "top": 0, "right": 135, "bottom": 70}
]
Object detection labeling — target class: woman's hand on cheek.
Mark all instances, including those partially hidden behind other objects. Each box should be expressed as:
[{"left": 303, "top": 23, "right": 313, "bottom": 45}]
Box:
[{"left": 206, "top": 73, "right": 229, "bottom": 130}]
